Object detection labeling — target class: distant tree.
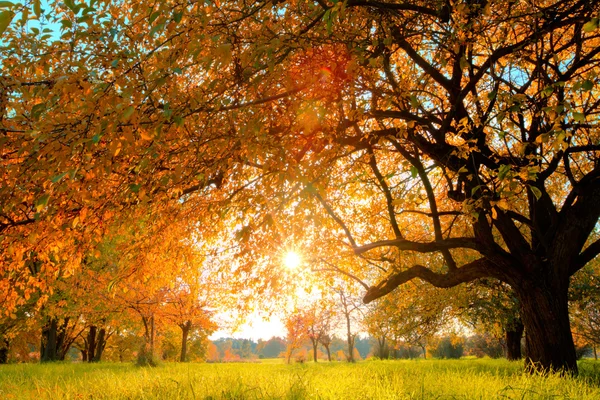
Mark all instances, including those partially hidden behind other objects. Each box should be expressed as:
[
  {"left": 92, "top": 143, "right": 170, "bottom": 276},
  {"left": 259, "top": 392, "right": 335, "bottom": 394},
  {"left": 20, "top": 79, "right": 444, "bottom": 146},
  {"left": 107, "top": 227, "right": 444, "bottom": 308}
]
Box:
[
  {"left": 284, "top": 311, "right": 308, "bottom": 364},
  {"left": 257, "top": 337, "right": 286, "bottom": 359},
  {"left": 300, "top": 300, "right": 336, "bottom": 362},
  {"left": 337, "top": 288, "right": 362, "bottom": 363},
  {"left": 431, "top": 335, "right": 465, "bottom": 359}
]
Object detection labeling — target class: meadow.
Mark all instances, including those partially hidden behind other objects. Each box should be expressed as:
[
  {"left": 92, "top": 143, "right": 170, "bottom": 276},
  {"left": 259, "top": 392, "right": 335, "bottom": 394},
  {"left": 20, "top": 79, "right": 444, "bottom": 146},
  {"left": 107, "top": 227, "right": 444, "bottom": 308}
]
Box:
[{"left": 1, "top": 359, "right": 599, "bottom": 399}]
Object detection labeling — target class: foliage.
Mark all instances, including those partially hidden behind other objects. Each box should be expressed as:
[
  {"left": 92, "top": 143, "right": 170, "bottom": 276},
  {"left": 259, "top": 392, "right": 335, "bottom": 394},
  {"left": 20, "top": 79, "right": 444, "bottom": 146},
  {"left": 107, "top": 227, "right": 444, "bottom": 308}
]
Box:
[{"left": 430, "top": 335, "right": 465, "bottom": 359}]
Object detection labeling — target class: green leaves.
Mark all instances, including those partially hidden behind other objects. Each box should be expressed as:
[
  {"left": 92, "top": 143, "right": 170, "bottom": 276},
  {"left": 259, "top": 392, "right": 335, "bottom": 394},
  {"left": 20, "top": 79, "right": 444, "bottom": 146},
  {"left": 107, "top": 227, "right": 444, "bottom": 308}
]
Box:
[
  {"left": 581, "top": 79, "right": 594, "bottom": 91},
  {"left": 35, "top": 194, "right": 50, "bottom": 212},
  {"left": 122, "top": 105, "right": 135, "bottom": 120},
  {"left": 51, "top": 172, "right": 68, "bottom": 183},
  {"left": 583, "top": 17, "right": 598, "bottom": 32},
  {"left": 497, "top": 164, "right": 511, "bottom": 180},
  {"left": 573, "top": 112, "right": 586, "bottom": 122},
  {"left": 33, "top": 0, "right": 41, "bottom": 18},
  {"left": 0, "top": 10, "right": 15, "bottom": 35},
  {"left": 529, "top": 186, "right": 542, "bottom": 201},
  {"left": 31, "top": 103, "right": 46, "bottom": 120}
]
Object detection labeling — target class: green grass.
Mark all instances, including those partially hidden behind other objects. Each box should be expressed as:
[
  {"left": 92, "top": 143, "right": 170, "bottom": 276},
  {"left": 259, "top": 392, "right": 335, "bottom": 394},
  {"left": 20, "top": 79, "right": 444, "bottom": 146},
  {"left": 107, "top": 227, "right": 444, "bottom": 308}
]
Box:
[{"left": 0, "top": 359, "right": 599, "bottom": 399}]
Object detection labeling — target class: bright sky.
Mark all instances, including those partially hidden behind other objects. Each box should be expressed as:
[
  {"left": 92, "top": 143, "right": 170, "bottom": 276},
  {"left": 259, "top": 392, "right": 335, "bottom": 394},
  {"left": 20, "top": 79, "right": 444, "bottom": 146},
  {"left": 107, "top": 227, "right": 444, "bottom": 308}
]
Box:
[{"left": 210, "top": 310, "right": 286, "bottom": 341}]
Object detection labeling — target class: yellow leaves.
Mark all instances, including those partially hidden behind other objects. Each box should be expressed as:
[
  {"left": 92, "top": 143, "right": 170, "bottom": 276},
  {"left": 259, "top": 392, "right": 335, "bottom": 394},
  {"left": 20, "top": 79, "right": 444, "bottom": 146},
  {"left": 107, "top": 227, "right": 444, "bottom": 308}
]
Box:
[
  {"left": 215, "top": 43, "right": 232, "bottom": 67},
  {"left": 139, "top": 129, "right": 153, "bottom": 141},
  {"left": 109, "top": 140, "right": 122, "bottom": 157}
]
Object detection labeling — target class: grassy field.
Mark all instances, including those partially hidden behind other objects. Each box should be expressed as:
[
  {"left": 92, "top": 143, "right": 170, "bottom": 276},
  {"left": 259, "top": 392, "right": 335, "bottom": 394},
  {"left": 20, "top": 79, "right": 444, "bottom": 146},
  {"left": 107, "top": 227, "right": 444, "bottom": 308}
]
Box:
[{"left": 1, "top": 358, "right": 599, "bottom": 399}]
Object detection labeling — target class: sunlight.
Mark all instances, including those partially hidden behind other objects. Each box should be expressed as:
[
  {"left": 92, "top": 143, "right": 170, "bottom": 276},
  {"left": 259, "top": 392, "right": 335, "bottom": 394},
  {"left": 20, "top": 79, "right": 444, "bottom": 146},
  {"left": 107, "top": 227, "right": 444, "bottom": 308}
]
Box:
[{"left": 283, "top": 251, "right": 302, "bottom": 270}]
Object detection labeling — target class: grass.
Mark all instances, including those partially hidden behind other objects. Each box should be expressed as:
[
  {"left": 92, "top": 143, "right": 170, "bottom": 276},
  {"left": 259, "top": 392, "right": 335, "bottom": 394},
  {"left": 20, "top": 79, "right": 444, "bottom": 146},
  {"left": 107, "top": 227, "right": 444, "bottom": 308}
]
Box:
[{"left": 0, "top": 358, "right": 599, "bottom": 399}]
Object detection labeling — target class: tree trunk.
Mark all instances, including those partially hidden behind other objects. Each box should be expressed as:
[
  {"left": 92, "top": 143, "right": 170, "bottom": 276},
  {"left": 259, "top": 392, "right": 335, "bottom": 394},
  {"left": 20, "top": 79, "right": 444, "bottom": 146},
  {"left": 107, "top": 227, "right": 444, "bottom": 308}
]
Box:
[
  {"left": 0, "top": 338, "right": 9, "bottom": 364},
  {"left": 515, "top": 282, "right": 577, "bottom": 374},
  {"left": 347, "top": 334, "right": 355, "bottom": 363},
  {"left": 419, "top": 343, "right": 426, "bottom": 359},
  {"left": 505, "top": 319, "right": 524, "bottom": 361},
  {"left": 324, "top": 345, "right": 331, "bottom": 361},
  {"left": 377, "top": 337, "right": 387, "bottom": 359},
  {"left": 41, "top": 318, "right": 58, "bottom": 362},
  {"left": 93, "top": 328, "right": 107, "bottom": 362},
  {"left": 179, "top": 321, "right": 191, "bottom": 362},
  {"left": 150, "top": 315, "right": 155, "bottom": 357},
  {"left": 87, "top": 326, "right": 97, "bottom": 363},
  {"left": 311, "top": 338, "right": 318, "bottom": 362}
]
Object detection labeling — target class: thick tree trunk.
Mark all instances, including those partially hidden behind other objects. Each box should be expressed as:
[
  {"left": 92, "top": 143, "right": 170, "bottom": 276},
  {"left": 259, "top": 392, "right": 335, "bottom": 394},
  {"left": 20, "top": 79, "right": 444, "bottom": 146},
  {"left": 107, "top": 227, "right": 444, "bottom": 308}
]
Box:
[
  {"left": 310, "top": 338, "right": 318, "bottom": 362},
  {"left": 87, "top": 326, "right": 97, "bottom": 363},
  {"left": 179, "top": 321, "right": 191, "bottom": 362},
  {"left": 515, "top": 282, "right": 577, "bottom": 374},
  {"left": 0, "top": 338, "right": 9, "bottom": 364},
  {"left": 93, "top": 328, "right": 107, "bottom": 362},
  {"left": 41, "top": 318, "right": 58, "bottom": 362},
  {"left": 505, "top": 319, "right": 524, "bottom": 361}
]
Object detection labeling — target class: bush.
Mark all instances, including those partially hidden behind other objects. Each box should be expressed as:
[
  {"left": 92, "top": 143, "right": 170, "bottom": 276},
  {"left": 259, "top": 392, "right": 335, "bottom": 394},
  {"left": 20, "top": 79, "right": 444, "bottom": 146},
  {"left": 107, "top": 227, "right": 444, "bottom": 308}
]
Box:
[
  {"left": 136, "top": 346, "right": 159, "bottom": 367},
  {"left": 431, "top": 336, "right": 464, "bottom": 359}
]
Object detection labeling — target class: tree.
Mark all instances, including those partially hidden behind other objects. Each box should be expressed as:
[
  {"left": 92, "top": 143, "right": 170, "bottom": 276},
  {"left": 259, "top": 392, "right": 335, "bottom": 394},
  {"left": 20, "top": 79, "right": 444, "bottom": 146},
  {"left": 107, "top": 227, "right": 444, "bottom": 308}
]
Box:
[
  {"left": 571, "top": 263, "right": 600, "bottom": 359},
  {"left": 456, "top": 280, "right": 524, "bottom": 360},
  {"left": 337, "top": 288, "right": 363, "bottom": 363},
  {"left": 3, "top": 0, "right": 600, "bottom": 375},
  {"left": 284, "top": 310, "right": 308, "bottom": 364},
  {"left": 257, "top": 336, "right": 287, "bottom": 359},
  {"left": 300, "top": 299, "right": 335, "bottom": 362},
  {"left": 365, "top": 283, "right": 448, "bottom": 359}
]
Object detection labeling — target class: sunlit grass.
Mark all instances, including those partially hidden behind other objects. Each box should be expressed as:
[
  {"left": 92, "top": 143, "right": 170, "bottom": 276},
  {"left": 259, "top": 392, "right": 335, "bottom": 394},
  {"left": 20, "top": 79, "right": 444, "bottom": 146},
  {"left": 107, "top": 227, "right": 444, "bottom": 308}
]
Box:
[{"left": 0, "top": 359, "right": 599, "bottom": 399}]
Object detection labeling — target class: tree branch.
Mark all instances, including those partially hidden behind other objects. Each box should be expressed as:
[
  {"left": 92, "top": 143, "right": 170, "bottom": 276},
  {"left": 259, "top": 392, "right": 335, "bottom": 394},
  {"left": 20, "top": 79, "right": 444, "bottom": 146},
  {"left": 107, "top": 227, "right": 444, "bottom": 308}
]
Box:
[
  {"left": 354, "top": 237, "right": 478, "bottom": 255},
  {"left": 363, "top": 258, "right": 493, "bottom": 303},
  {"left": 574, "top": 238, "right": 600, "bottom": 274}
]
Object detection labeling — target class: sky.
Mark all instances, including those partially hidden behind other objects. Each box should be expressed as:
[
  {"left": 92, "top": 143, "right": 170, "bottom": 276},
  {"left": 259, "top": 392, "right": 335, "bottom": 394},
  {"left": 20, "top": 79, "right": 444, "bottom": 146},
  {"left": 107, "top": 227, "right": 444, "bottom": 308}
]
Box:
[{"left": 209, "top": 310, "right": 286, "bottom": 341}]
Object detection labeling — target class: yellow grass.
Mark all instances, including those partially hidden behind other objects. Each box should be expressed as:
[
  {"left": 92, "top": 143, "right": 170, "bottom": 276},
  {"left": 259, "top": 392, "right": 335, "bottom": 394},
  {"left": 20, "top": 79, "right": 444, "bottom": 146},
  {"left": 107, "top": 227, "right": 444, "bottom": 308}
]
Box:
[{"left": 0, "top": 358, "right": 599, "bottom": 399}]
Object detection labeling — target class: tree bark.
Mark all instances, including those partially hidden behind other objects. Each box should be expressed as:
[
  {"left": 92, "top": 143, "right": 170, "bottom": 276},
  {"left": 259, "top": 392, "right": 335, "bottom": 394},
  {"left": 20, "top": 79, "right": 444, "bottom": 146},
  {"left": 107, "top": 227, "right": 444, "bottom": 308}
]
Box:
[
  {"left": 324, "top": 345, "right": 331, "bottom": 361},
  {"left": 41, "top": 318, "right": 58, "bottom": 362},
  {"left": 505, "top": 319, "right": 524, "bottom": 361},
  {"left": 515, "top": 282, "right": 577, "bottom": 373},
  {"left": 0, "top": 338, "right": 9, "bottom": 364},
  {"left": 419, "top": 343, "right": 426, "bottom": 359},
  {"left": 310, "top": 338, "right": 318, "bottom": 362},
  {"left": 179, "top": 321, "right": 191, "bottom": 362},
  {"left": 93, "top": 328, "right": 107, "bottom": 362},
  {"left": 377, "top": 337, "right": 387, "bottom": 359},
  {"left": 87, "top": 326, "right": 97, "bottom": 363}
]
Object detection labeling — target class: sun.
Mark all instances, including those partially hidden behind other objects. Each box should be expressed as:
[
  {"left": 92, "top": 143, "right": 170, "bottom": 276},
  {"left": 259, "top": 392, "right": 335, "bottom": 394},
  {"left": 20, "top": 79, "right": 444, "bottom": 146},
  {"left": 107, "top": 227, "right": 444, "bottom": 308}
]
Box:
[{"left": 283, "top": 251, "right": 302, "bottom": 270}]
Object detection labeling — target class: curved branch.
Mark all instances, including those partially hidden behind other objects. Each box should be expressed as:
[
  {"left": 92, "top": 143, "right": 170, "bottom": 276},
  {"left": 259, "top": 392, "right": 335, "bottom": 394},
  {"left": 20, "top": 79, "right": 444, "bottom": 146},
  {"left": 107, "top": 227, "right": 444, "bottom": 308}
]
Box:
[
  {"left": 354, "top": 237, "right": 478, "bottom": 255},
  {"left": 311, "top": 189, "right": 357, "bottom": 248},
  {"left": 363, "top": 258, "right": 493, "bottom": 303},
  {"left": 346, "top": 1, "right": 439, "bottom": 18},
  {"left": 573, "top": 238, "right": 600, "bottom": 275}
]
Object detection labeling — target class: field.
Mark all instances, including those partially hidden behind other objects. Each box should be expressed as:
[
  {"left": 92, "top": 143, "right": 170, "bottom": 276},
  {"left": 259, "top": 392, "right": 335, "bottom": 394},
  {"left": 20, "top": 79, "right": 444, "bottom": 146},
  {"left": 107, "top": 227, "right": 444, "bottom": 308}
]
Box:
[{"left": 1, "top": 359, "right": 599, "bottom": 399}]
